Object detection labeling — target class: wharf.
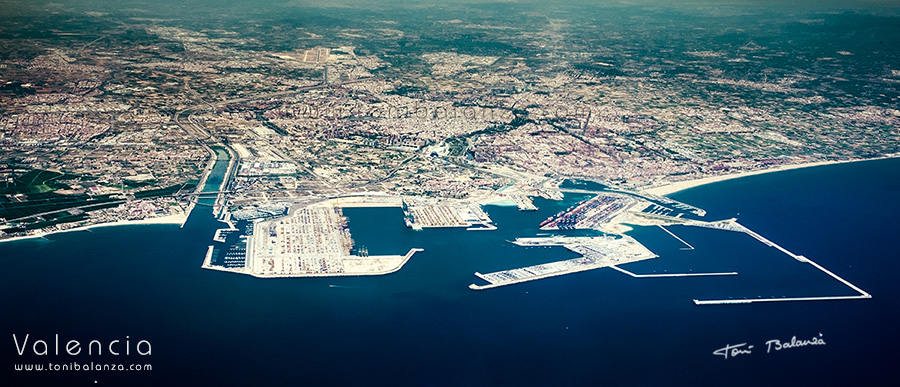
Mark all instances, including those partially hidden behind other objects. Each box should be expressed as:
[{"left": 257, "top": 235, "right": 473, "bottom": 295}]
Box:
[
  {"left": 470, "top": 235, "right": 657, "bottom": 290},
  {"left": 511, "top": 194, "right": 538, "bottom": 211},
  {"left": 205, "top": 248, "right": 424, "bottom": 278},
  {"left": 469, "top": 258, "right": 608, "bottom": 290}
]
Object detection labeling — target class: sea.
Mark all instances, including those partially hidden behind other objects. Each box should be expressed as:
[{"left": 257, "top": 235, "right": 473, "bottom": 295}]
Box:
[{"left": 3, "top": 157, "right": 899, "bottom": 386}]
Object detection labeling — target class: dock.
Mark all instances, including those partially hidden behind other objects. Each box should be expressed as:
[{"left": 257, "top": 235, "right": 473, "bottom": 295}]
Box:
[
  {"left": 203, "top": 245, "right": 214, "bottom": 267},
  {"left": 470, "top": 235, "right": 658, "bottom": 290},
  {"left": 205, "top": 248, "right": 424, "bottom": 278},
  {"left": 403, "top": 200, "right": 495, "bottom": 230},
  {"left": 511, "top": 194, "right": 538, "bottom": 211},
  {"left": 212, "top": 215, "right": 238, "bottom": 243},
  {"left": 539, "top": 194, "right": 633, "bottom": 231},
  {"left": 200, "top": 245, "right": 244, "bottom": 274},
  {"left": 558, "top": 188, "right": 706, "bottom": 217},
  {"left": 469, "top": 256, "right": 613, "bottom": 290}
]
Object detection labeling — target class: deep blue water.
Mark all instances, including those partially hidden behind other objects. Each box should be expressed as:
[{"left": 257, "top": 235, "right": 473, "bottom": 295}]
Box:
[{"left": 3, "top": 158, "right": 900, "bottom": 386}]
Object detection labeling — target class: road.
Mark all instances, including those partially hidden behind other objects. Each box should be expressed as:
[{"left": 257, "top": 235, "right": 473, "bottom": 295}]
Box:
[{"left": 172, "top": 78, "right": 377, "bottom": 201}]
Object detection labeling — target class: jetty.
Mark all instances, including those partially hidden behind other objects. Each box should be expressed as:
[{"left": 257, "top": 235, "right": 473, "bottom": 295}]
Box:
[
  {"left": 684, "top": 219, "right": 872, "bottom": 305},
  {"left": 609, "top": 265, "right": 737, "bottom": 278},
  {"left": 657, "top": 225, "right": 694, "bottom": 250}
]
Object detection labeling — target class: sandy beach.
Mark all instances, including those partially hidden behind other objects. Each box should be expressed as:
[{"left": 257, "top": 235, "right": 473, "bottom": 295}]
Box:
[
  {"left": 644, "top": 156, "right": 898, "bottom": 197},
  {"left": 0, "top": 212, "right": 188, "bottom": 245}
]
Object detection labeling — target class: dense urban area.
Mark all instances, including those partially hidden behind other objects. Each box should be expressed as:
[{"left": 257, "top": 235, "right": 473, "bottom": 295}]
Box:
[{"left": 2, "top": 1, "right": 899, "bottom": 239}]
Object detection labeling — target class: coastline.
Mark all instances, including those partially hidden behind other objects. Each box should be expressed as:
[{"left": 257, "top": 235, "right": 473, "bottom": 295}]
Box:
[
  {"left": 0, "top": 212, "right": 188, "bottom": 245},
  {"left": 4, "top": 156, "right": 895, "bottom": 245},
  {"left": 644, "top": 155, "right": 899, "bottom": 197},
  {"left": 0, "top": 140, "right": 219, "bottom": 246}
]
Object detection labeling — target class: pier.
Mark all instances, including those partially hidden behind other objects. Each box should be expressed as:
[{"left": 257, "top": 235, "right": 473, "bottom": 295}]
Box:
[
  {"left": 202, "top": 245, "right": 214, "bottom": 267},
  {"left": 212, "top": 215, "right": 238, "bottom": 243},
  {"left": 694, "top": 294, "right": 871, "bottom": 305},
  {"left": 610, "top": 265, "right": 736, "bottom": 278},
  {"left": 657, "top": 225, "right": 694, "bottom": 250},
  {"left": 510, "top": 194, "right": 538, "bottom": 211},
  {"left": 732, "top": 223, "right": 807, "bottom": 262}
]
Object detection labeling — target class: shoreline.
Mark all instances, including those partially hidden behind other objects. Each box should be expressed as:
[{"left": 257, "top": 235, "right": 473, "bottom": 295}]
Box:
[
  {"left": 644, "top": 155, "right": 899, "bottom": 197},
  {"left": 0, "top": 142, "right": 220, "bottom": 246},
  {"left": 4, "top": 156, "right": 895, "bottom": 245},
  {"left": 0, "top": 212, "right": 188, "bottom": 245}
]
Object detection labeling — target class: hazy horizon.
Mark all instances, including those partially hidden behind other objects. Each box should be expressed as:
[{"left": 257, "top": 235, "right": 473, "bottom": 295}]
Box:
[{"left": 2, "top": 0, "right": 900, "bottom": 18}]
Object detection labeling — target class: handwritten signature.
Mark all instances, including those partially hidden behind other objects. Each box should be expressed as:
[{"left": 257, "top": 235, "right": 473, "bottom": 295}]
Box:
[{"left": 713, "top": 333, "right": 826, "bottom": 359}]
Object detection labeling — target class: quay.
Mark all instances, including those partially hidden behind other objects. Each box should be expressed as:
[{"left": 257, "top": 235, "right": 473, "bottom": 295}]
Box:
[
  {"left": 511, "top": 194, "right": 538, "bottom": 211},
  {"left": 469, "top": 260, "right": 607, "bottom": 290},
  {"left": 470, "top": 235, "right": 658, "bottom": 290},
  {"left": 247, "top": 248, "right": 425, "bottom": 278},
  {"left": 205, "top": 248, "right": 424, "bottom": 278},
  {"left": 403, "top": 200, "right": 495, "bottom": 230}
]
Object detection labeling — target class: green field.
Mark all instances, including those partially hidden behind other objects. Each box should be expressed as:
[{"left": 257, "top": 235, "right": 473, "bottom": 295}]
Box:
[
  {"left": 1, "top": 169, "right": 195, "bottom": 232},
  {"left": 0, "top": 169, "right": 86, "bottom": 195}
]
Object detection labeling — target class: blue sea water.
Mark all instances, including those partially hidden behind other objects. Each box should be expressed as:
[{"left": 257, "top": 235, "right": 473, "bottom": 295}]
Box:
[{"left": 3, "top": 158, "right": 899, "bottom": 386}]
